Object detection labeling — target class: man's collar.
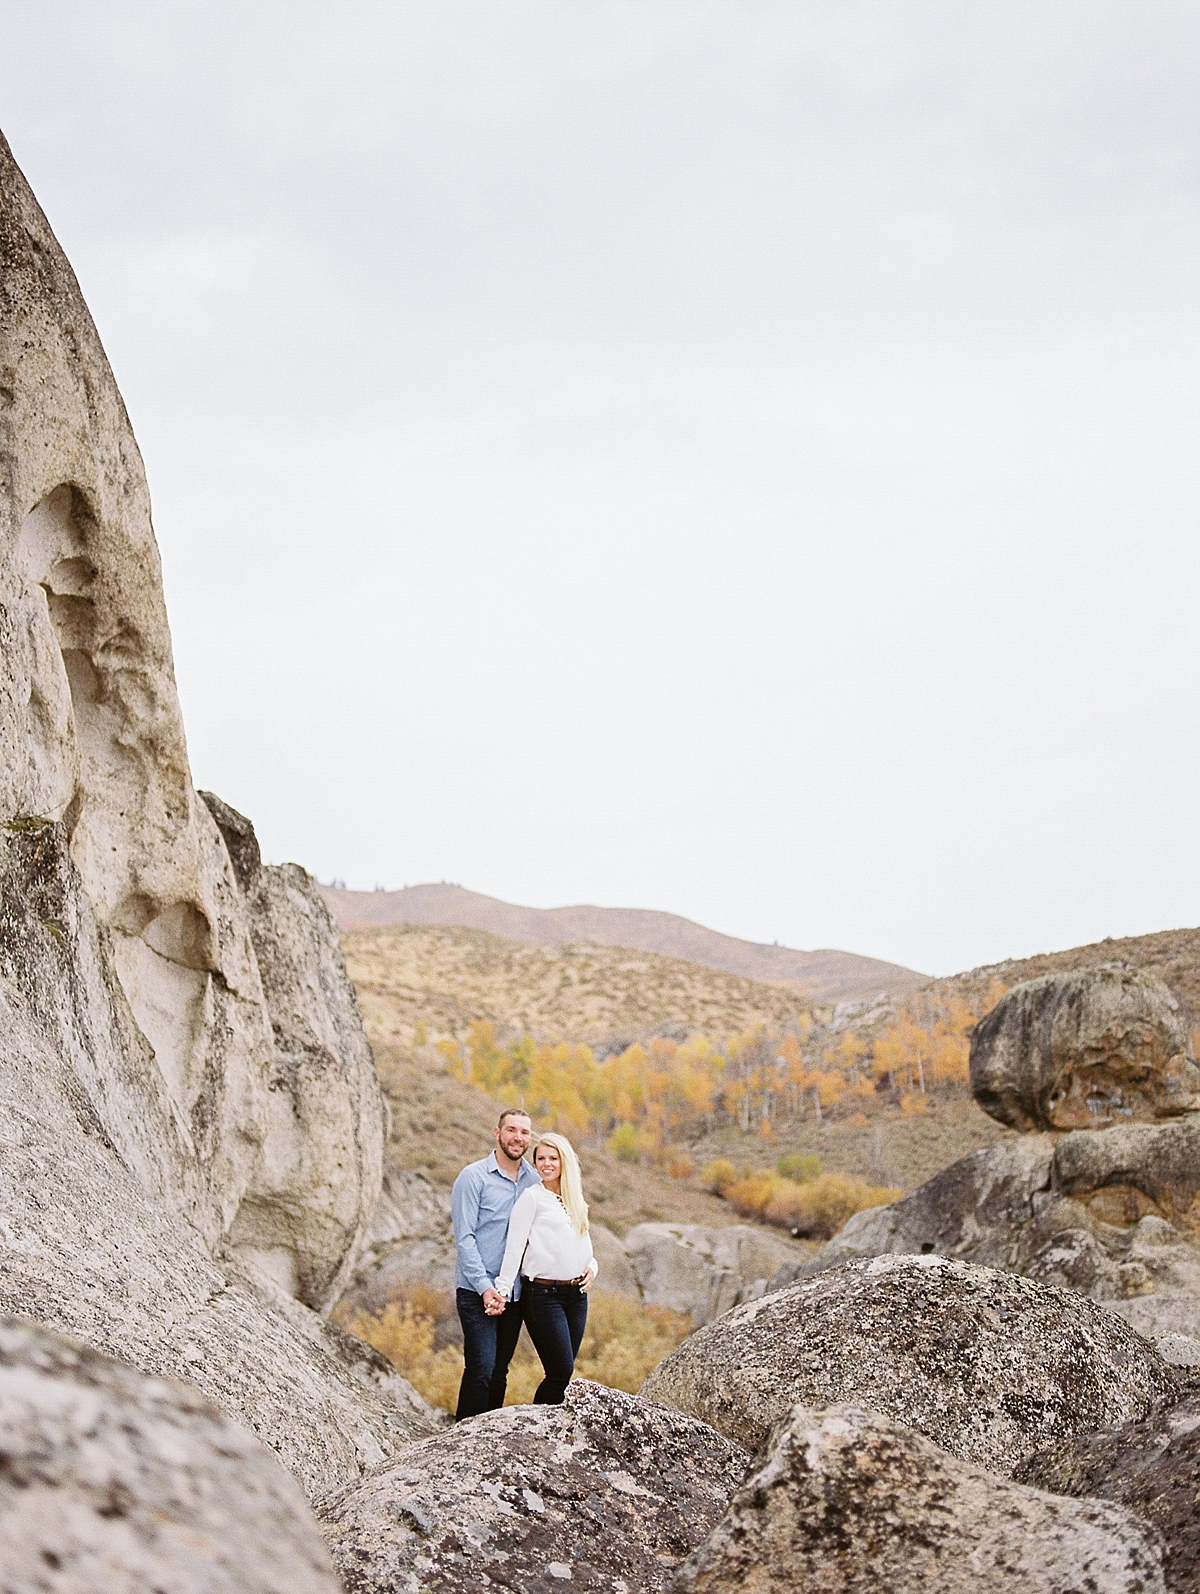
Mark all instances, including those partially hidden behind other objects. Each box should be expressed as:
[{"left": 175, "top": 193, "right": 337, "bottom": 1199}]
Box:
[{"left": 488, "top": 1148, "right": 531, "bottom": 1178}]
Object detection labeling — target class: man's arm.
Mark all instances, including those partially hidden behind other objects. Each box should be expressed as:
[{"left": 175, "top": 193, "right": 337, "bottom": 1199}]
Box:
[{"left": 450, "top": 1166, "right": 494, "bottom": 1296}]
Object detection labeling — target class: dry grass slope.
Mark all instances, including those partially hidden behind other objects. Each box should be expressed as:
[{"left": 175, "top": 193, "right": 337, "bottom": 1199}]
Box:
[{"left": 343, "top": 923, "right": 817, "bottom": 1049}]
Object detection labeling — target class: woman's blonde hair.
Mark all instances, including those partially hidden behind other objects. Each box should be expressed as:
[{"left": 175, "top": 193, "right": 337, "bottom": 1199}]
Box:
[{"left": 533, "top": 1132, "right": 589, "bottom": 1235}]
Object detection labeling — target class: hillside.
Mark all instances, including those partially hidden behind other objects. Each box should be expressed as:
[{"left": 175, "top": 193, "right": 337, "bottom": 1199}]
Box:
[
  {"left": 321, "top": 882, "right": 923, "bottom": 1004},
  {"left": 342, "top": 923, "right": 816, "bottom": 1049}
]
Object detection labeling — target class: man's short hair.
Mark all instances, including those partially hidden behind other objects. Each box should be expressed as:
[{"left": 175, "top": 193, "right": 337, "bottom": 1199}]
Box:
[{"left": 497, "top": 1108, "right": 532, "bottom": 1130}]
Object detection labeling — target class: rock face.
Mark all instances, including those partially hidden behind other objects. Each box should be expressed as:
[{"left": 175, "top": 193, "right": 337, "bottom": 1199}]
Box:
[
  {"left": 971, "top": 966, "right": 1200, "bottom": 1132},
  {"left": 624, "top": 1222, "right": 799, "bottom": 1325},
  {"left": 0, "top": 1316, "right": 343, "bottom": 1594},
  {"left": 316, "top": 1380, "right": 748, "bottom": 1594},
  {"left": 673, "top": 1403, "right": 1166, "bottom": 1594},
  {"left": 642, "top": 1254, "right": 1178, "bottom": 1466},
  {"left": 794, "top": 1113, "right": 1200, "bottom": 1344},
  {"left": 0, "top": 125, "right": 441, "bottom": 1504},
  {"left": 1016, "top": 1387, "right": 1200, "bottom": 1594}
]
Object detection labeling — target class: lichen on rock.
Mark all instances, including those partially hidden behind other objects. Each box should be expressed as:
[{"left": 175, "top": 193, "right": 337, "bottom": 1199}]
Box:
[{"left": 642, "top": 1254, "right": 1178, "bottom": 1467}]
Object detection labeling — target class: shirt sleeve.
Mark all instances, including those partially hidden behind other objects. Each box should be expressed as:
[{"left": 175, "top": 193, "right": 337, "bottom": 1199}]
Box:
[
  {"left": 495, "top": 1187, "right": 539, "bottom": 1299},
  {"left": 451, "top": 1166, "right": 494, "bottom": 1296}
]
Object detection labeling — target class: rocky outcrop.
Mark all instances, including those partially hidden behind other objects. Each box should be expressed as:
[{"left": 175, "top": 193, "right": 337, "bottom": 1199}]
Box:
[
  {"left": 673, "top": 1403, "right": 1166, "bottom": 1594},
  {"left": 624, "top": 1222, "right": 799, "bottom": 1325},
  {"left": 316, "top": 1380, "right": 748, "bottom": 1593},
  {"left": 971, "top": 966, "right": 1200, "bottom": 1131},
  {"left": 1016, "top": 1387, "right": 1200, "bottom": 1594},
  {"left": 642, "top": 1254, "right": 1178, "bottom": 1465},
  {"left": 0, "top": 126, "right": 440, "bottom": 1508},
  {"left": 0, "top": 1316, "right": 343, "bottom": 1593}
]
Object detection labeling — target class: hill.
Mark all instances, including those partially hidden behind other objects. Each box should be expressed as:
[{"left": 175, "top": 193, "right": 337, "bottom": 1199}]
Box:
[
  {"left": 320, "top": 882, "right": 923, "bottom": 1005},
  {"left": 342, "top": 923, "right": 816, "bottom": 1049}
]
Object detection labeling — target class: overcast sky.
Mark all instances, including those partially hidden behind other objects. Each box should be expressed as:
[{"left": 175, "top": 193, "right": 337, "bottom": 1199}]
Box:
[{"left": 2, "top": 3, "right": 1197, "bottom": 976}]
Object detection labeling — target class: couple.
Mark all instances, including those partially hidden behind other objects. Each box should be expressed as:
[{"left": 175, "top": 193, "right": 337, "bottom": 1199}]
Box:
[{"left": 450, "top": 1108, "right": 598, "bottom": 1420}]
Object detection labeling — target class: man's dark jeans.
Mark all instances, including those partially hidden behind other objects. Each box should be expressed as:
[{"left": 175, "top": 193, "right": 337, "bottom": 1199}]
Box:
[
  {"left": 522, "top": 1281, "right": 588, "bottom": 1405},
  {"left": 455, "top": 1288, "right": 524, "bottom": 1419}
]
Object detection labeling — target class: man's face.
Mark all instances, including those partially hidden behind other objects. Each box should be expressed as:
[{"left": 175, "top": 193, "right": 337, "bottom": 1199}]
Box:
[{"left": 495, "top": 1116, "right": 532, "bottom": 1162}]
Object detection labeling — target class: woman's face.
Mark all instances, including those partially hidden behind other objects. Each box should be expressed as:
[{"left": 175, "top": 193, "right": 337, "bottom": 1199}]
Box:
[{"left": 535, "top": 1144, "right": 562, "bottom": 1182}]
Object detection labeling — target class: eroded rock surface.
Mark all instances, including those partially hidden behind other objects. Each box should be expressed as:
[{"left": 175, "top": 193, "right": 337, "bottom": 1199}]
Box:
[
  {"left": 624, "top": 1222, "right": 799, "bottom": 1325},
  {"left": 0, "top": 1316, "right": 343, "bottom": 1594},
  {"left": 1016, "top": 1387, "right": 1200, "bottom": 1594},
  {"left": 971, "top": 966, "right": 1199, "bottom": 1132},
  {"left": 316, "top": 1380, "right": 748, "bottom": 1594},
  {"left": 642, "top": 1254, "right": 1177, "bottom": 1465},
  {"left": 0, "top": 128, "right": 439, "bottom": 1504},
  {"left": 674, "top": 1404, "right": 1166, "bottom": 1594}
]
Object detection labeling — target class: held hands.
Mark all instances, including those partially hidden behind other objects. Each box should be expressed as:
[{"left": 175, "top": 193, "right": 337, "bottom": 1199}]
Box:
[{"left": 482, "top": 1286, "right": 506, "bottom": 1316}]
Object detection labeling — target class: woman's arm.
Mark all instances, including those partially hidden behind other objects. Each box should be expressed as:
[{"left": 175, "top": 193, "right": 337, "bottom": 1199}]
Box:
[
  {"left": 581, "top": 1241, "right": 599, "bottom": 1292},
  {"left": 495, "top": 1188, "right": 539, "bottom": 1299}
]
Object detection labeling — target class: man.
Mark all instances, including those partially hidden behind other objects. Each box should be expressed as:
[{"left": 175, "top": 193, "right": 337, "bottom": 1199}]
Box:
[{"left": 450, "top": 1107, "right": 540, "bottom": 1419}]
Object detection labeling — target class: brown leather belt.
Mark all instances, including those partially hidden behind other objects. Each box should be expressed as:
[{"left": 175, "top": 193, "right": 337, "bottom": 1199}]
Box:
[{"left": 532, "top": 1274, "right": 585, "bottom": 1286}]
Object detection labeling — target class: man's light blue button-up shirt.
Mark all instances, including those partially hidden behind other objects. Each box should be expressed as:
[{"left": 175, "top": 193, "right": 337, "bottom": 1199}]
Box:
[{"left": 451, "top": 1151, "right": 542, "bottom": 1298}]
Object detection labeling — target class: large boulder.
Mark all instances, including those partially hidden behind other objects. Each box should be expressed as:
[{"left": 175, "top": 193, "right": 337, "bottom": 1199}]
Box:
[
  {"left": 315, "top": 1380, "right": 748, "bottom": 1593},
  {"left": 970, "top": 966, "right": 1200, "bottom": 1132},
  {"left": 0, "top": 1316, "right": 342, "bottom": 1594},
  {"left": 1016, "top": 1387, "right": 1200, "bottom": 1594},
  {"left": 624, "top": 1222, "right": 799, "bottom": 1325},
  {"left": 641, "top": 1254, "right": 1178, "bottom": 1466},
  {"left": 673, "top": 1404, "right": 1165, "bottom": 1594},
  {"left": 0, "top": 128, "right": 442, "bottom": 1502},
  {"left": 771, "top": 1135, "right": 1054, "bottom": 1287}
]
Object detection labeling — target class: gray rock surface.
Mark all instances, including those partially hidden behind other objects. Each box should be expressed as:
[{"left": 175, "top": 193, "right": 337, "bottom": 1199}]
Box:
[
  {"left": 1016, "top": 1387, "right": 1200, "bottom": 1594},
  {"left": 642, "top": 1254, "right": 1178, "bottom": 1466},
  {"left": 316, "top": 1380, "right": 748, "bottom": 1594},
  {"left": 0, "top": 128, "right": 441, "bottom": 1505},
  {"left": 0, "top": 1316, "right": 343, "bottom": 1594},
  {"left": 971, "top": 966, "right": 1199, "bottom": 1131},
  {"left": 624, "top": 1222, "right": 800, "bottom": 1324},
  {"left": 795, "top": 1120, "right": 1200, "bottom": 1348},
  {"left": 673, "top": 1403, "right": 1166, "bottom": 1594}
]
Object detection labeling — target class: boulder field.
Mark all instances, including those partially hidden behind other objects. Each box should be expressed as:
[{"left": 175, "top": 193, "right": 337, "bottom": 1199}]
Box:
[{"left": 3, "top": 121, "right": 1199, "bottom": 1592}]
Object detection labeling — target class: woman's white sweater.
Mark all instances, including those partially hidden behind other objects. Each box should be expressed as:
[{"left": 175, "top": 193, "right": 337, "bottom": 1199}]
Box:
[{"left": 495, "top": 1185, "right": 598, "bottom": 1298}]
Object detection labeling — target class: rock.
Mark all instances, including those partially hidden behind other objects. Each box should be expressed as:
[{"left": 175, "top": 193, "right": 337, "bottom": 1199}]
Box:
[
  {"left": 1055, "top": 1117, "right": 1200, "bottom": 1222},
  {"left": 0, "top": 1315, "right": 342, "bottom": 1594},
  {"left": 782, "top": 1135, "right": 1055, "bottom": 1284},
  {"left": 1016, "top": 1388, "right": 1200, "bottom": 1594},
  {"left": 624, "top": 1222, "right": 800, "bottom": 1325},
  {"left": 232, "top": 859, "right": 387, "bottom": 1308},
  {"left": 1156, "top": 1333, "right": 1200, "bottom": 1367},
  {"left": 641, "top": 1254, "right": 1178, "bottom": 1467},
  {"left": 315, "top": 1380, "right": 748, "bottom": 1593},
  {"left": 0, "top": 129, "right": 442, "bottom": 1506},
  {"left": 673, "top": 1403, "right": 1165, "bottom": 1594},
  {"left": 970, "top": 966, "right": 1200, "bottom": 1132},
  {"left": 589, "top": 1221, "right": 642, "bottom": 1299}
]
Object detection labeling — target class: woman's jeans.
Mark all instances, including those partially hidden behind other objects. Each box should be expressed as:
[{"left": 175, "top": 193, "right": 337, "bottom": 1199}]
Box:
[
  {"left": 522, "top": 1281, "right": 588, "bottom": 1404},
  {"left": 455, "top": 1289, "right": 524, "bottom": 1419}
]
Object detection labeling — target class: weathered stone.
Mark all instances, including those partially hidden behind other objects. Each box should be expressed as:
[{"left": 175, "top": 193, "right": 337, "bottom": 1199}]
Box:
[
  {"left": 232, "top": 859, "right": 387, "bottom": 1308},
  {"left": 199, "top": 789, "right": 262, "bottom": 890},
  {"left": 1055, "top": 1117, "right": 1200, "bottom": 1223},
  {"left": 624, "top": 1222, "right": 799, "bottom": 1325},
  {"left": 0, "top": 1316, "right": 342, "bottom": 1594},
  {"left": 780, "top": 1135, "right": 1054, "bottom": 1285},
  {"left": 970, "top": 966, "right": 1199, "bottom": 1131},
  {"left": 1016, "top": 1388, "right": 1200, "bottom": 1594},
  {"left": 642, "top": 1254, "right": 1178, "bottom": 1467},
  {"left": 316, "top": 1380, "right": 748, "bottom": 1594},
  {"left": 674, "top": 1404, "right": 1165, "bottom": 1594},
  {"left": 0, "top": 124, "right": 433, "bottom": 1515}
]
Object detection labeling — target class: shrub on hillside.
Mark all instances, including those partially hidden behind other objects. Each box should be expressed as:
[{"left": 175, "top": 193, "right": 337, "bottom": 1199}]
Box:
[
  {"left": 608, "top": 1122, "right": 641, "bottom": 1163},
  {"left": 335, "top": 1283, "right": 690, "bottom": 1410},
  {"left": 776, "top": 1151, "right": 822, "bottom": 1184},
  {"left": 725, "top": 1170, "right": 900, "bottom": 1239},
  {"left": 702, "top": 1158, "right": 738, "bottom": 1194}
]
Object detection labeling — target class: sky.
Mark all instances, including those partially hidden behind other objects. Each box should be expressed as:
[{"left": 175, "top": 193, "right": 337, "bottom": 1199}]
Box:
[{"left": 2, "top": 2, "right": 1197, "bottom": 976}]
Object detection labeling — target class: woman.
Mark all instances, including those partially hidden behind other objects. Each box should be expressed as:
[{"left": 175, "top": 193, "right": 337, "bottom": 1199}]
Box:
[{"left": 495, "top": 1131, "right": 598, "bottom": 1404}]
